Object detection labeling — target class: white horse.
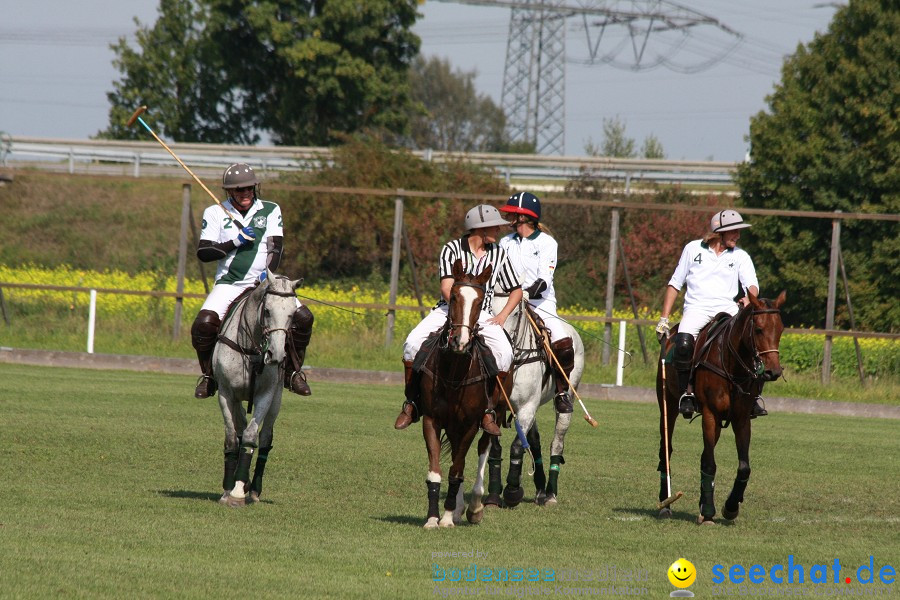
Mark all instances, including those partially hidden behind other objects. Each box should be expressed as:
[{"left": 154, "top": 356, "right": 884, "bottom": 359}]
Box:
[
  {"left": 472, "top": 295, "right": 585, "bottom": 507},
  {"left": 213, "top": 270, "right": 302, "bottom": 507}
]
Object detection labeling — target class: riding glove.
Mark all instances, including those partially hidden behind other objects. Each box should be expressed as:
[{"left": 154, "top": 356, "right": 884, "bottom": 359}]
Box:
[
  {"left": 655, "top": 317, "right": 670, "bottom": 343},
  {"left": 235, "top": 226, "right": 256, "bottom": 247},
  {"left": 525, "top": 279, "right": 547, "bottom": 300}
]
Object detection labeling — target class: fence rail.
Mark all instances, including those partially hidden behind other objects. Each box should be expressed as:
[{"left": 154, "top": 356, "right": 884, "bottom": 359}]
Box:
[
  {"left": 2, "top": 282, "right": 897, "bottom": 340},
  {"left": 2, "top": 135, "right": 738, "bottom": 187}
]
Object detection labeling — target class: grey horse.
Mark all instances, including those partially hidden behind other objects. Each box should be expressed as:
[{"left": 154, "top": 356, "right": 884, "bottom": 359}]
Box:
[{"left": 213, "top": 270, "right": 302, "bottom": 507}]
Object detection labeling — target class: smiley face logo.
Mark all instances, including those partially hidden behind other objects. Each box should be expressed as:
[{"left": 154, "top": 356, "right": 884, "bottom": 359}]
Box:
[{"left": 668, "top": 558, "right": 697, "bottom": 588}]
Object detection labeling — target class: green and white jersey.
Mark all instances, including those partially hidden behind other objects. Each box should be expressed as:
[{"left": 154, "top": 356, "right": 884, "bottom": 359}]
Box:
[{"left": 200, "top": 198, "right": 283, "bottom": 286}]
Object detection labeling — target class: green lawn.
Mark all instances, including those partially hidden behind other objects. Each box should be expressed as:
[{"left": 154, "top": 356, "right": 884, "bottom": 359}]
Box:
[{"left": 3, "top": 363, "right": 897, "bottom": 598}]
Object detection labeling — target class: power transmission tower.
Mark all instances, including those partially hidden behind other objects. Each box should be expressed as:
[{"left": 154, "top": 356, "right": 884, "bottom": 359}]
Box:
[{"left": 435, "top": 0, "right": 741, "bottom": 155}]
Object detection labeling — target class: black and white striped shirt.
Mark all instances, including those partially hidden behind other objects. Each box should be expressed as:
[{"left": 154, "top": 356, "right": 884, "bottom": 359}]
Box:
[{"left": 437, "top": 236, "right": 522, "bottom": 313}]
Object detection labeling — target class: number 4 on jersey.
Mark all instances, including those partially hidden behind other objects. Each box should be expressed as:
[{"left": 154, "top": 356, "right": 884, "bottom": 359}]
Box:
[{"left": 693, "top": 253, "right": 702, "bottom": 264}]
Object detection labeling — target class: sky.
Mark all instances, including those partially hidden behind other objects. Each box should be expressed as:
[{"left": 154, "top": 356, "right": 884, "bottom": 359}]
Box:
[{"left": 0, "top": 1, "right": 840, "bottom": 161}]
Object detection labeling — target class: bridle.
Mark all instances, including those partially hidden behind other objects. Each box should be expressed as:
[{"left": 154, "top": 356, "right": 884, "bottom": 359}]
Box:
[
  {"left": 446, "top": 280, "right": 485, "bottom": 344},
  {"left": 219, "top": 279, "right": 295, "bottom": 362},
  {"left": 723, "top": 305, "right": 783, "bottom": 385}
]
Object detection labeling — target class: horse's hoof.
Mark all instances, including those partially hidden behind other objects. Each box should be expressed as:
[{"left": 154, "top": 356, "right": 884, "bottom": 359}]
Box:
[
  {"left": 466, "top": 507, "right": 484, "bottom": 524},
  {"left": 249, "top": 491, "right": 260, "bottom": 504},
  {"left": 697, "top": 514, "right": 716, "bottom": 525},
  {"left": 439, "top": 516, "right": 455, "bottom": 528},
  {"left": 226, "top": 494, "right": 247, "bottom": 508},
  {"left": 658, "top": 508, "right": 673, "bottom": 519},
  {"left": 534, "top": 491, "right": 547, "bottom": 506},
  {"left": 218, "top": 492, "right": 229, "bottom": 505},
  {"left": 543, "top": 493, "right": 558, "bottom": 507},
  {"left": 721, "top": 506, "right": 739, "bottom": 520},
  {"left": 483, "top": 493, "right": 502, "bottom": 508},
  {"left": 503, "top": 486, "right": 525, "bottom": 508},
  {"left": 423, "top": 517, "right": 439, "bottom": 529}
]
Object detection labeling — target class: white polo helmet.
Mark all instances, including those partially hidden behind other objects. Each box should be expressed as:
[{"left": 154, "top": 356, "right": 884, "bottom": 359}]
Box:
[
  {"left": 464, "top": 205, "right": 510, "bottom": 231},
  {"left": 710, "top": 209, "right": 752, "bottom": 233}
]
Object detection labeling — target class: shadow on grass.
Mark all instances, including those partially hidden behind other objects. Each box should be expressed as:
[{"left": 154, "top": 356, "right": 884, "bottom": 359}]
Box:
[
  {"left": 375, "top": 515, "right": 427, "bottom": 527},
  {"left": 156, "top": 489, "right": 277, "bottom": 505}
]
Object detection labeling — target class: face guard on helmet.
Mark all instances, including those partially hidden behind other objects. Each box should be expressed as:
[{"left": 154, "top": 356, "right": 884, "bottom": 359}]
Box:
[
  {"left": 500, "top": 191, "right": 541, "bottom": 223},
  {"left": 222, "top": 163, "right": 259, "bottom": 205},
  {"left": 710, "top": 209, "right": 752, "bottom": 233}
]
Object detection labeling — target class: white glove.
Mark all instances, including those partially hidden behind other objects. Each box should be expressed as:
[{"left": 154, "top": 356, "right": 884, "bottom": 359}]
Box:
[{"left": 655, "top": 317, "right": 670, "bottom": 343}]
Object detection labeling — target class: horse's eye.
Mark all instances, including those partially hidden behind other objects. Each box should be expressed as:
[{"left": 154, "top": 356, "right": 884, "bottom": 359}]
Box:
[{"left": 755, "top": 327, "right": 763, "bottom": 334}]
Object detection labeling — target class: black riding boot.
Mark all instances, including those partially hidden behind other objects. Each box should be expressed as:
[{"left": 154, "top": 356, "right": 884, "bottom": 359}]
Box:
[
  {"left": 550, "top": 337, "right": 575, "bottom": 413},
  {"left": 673, "top": 332, "right": 697, "bottom": 418},
  {"left": 751, "top": 396, "right": 768, "bottom": 418},
  {"left": 285, "top": 306, "right": 313, "bottom": 396},
  {"left": 394, "top": 359, "right": 421, "bottom": 430},
  {"left": 191, "top": 310, "right": 220, "bottom": 398}
]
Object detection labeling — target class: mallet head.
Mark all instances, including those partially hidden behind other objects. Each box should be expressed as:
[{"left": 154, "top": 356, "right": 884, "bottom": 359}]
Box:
[{"left": 126, "top": 105, "right": 148, "bottom": 127}]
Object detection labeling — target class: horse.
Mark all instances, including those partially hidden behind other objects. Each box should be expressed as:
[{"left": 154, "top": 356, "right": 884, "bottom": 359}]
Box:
[
  {"left": 476, "top": 295, "right": 585, "bottom": 508},
  {"left": 417, "top": 260, "right": 503, "bottom": 529},
  {"left": 212, "top": 270, "right": 302, "bottom": 507},
  {"left": 657, "top": 291, "right": 786, "bottom": 524}
]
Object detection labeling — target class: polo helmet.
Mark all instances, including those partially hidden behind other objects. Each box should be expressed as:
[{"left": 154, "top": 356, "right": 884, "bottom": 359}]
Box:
[
  {"left": 710, "top": 209, "right": 752, "bottom": 233},
  {"left": 222, "top": 163, "right": 259, "bottom": 189},
  {"left": 500, "top": 191, "right": 541, "bottom": 221},
  {"left": 464, "top": 205, "right": 510, "bottom": 231}
]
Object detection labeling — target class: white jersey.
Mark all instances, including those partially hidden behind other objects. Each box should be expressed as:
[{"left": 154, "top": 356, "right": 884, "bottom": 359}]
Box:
[
  {"left": 200, "top": 198, "right": 283, "bottom": 286},
  {"left": 499, "top": 230, "right": 558, "bottom": 304},
  {"left": 668, "top": 239, "right": 759, "bottom": 316}
]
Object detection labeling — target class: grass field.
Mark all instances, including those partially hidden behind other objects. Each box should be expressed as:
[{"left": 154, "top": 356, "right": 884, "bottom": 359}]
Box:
[{"left": 3, "top": 363, "right": 898, "bottom": 599}]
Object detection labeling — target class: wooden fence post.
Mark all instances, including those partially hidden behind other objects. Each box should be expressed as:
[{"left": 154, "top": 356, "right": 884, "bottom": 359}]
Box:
[
  {"left": 386, "top": 196, "right": 404, "bottom": 347},
  {"left": 602, "top": 199, "right": 620, "bottom": 365},
  {"left": 822, "top": 211, "right": 841, "bottom": 384},
  {"left": 173, "top": 184, "right": 190, "bottom": 341}
]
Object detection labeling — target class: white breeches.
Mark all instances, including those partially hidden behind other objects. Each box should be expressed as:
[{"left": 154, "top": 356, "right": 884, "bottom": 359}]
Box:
[
  {"left": 402, "top": 305, "right": 513, "bottom": 372},
  {"left": 529, "top": 298, "right": 569, "bottom": 343},
  {"left": 678, "top": 304, "right": 738, "bottom": 338},
  {"left": 200, "top": 283, "right": 301, "bottom": 321}
]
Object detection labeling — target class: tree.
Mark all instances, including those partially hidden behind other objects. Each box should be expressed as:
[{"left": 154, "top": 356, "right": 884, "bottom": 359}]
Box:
[
  {"left": 99, "top": 0, "right": 253, "bottom": 143},
  {"left": 641, "top": 134, "right": 666, "bottom": 159},
  {"left": 102, "top": 0, "right": 420, "bottom": 146},
  {"left": 600, "top": 116, "right": 636, "bottom": 158},
  {"left": 404, "top": 56, "right": 508, "bottom": 152},
  {"left": 204, "top": 0, "right": 420, "bottom": 146},
  {"left": 735, "top": 0, "right": 899, "bottom": 331}
]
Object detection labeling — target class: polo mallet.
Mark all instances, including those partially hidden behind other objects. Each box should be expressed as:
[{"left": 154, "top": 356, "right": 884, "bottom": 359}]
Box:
[
  {"left": 657, "top": 358, "right": 684, "bottom": 510},
  {"left": 523, "top": 309, "right": 598, "bottom": 427},
  {"left": 125, "top": 105, "right": 246, "bottom": 229},
  {"left": 495, "top": 375, "right": 535, "bottom": 474}
]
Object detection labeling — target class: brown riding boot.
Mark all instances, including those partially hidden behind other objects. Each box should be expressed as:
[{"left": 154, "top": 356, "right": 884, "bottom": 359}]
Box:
[
  {"left": 285, "top": 306, "right": 313, "bottom": 396},
  {"left": 394, "top": 360, "right": 419, "bottom": 430},
  {"left": 550, "top": 338, "right": 575, "bottom": 414},
  {"left": 191, "top": 310, "right": 221, "bottom": 398},
  {"left": 481, "top": 371, "right": 507, "bottom": 436}
]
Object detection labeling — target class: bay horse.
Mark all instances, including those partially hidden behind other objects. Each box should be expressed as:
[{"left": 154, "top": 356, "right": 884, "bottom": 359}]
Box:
[
  {"left": 477, "top": 295, "right": 584, "bottom": 508},
  {"left": 657, "top": 291, "right": 786, "bottom": 524},
  {"left": 213, "top": 270, "right": 302, "bottom": 507},
  {"left": 418, "top": 260, "right": 503, "bottom": 528}
]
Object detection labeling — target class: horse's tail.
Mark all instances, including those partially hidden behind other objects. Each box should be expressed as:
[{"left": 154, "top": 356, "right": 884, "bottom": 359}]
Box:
[{"left": 439, "top": 431, "right": 452, "bottom": 460}]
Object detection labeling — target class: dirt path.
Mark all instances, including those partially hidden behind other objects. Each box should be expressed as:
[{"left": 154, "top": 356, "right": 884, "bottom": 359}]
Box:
[{"left": 2, "top": 346, "right": 897, "bottom": 419}]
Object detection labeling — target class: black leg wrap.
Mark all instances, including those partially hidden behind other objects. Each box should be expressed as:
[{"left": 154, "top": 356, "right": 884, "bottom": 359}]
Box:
[
  {"left": 444, "top": 477, "right": 463, "bottom": 512},
  {"left": 427, "top": 480, "right": 441, "bottom": 520},
  {"left": 659, "top": 472, "right": 670, "bottom": 504},
  {"left": 700, "top": 470, "right": 716, "bottom": 519},
  {"left": 547, "top": 455, "right": 564, "bottom": 496},
  {"left": 235, "top": 446, "right": 254, "bottom": 484},
  {"left": 223, "top": 449, "right": 239, "bottom": 492},
  {"left": 250, "top": 446, "right": 272, "bottom": 496}
]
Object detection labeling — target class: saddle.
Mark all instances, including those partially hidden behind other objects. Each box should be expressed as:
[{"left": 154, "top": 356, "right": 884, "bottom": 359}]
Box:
[{"left": 413, "top": 324, "right": 499, "bottom": 385}]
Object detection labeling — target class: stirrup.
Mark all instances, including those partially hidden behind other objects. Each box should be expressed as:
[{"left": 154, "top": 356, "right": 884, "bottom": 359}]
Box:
[
  {"left": 678, "top": 392, "right": 697, "bottom": 418},
  {"left": 481, "top": 409, "right": 501, "bottom": 435},
  {"left": 750, "top": 396, "right": 768, "bottom": 419},
  {"left": 194, "top": 375, "right": 217, "bottom": 399},
  {"left": 286, "top": 370, "right": 311, "bottom": 396},
  {"left": 394, "top": 400, "right": 419, "bottom": 430}
]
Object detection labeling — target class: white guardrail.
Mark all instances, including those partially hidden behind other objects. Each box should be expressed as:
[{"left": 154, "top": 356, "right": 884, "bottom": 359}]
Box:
[{"left": 0, "top": 135, "right": 739, "bottom": 187}]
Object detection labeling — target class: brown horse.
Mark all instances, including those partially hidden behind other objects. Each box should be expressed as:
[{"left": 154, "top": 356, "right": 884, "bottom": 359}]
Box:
[
  {"left": 418, "top": 260, "right": 503, "bottom": 528},
  {"left": 657, "top": 291, "right": 786, "bottom": 524}
]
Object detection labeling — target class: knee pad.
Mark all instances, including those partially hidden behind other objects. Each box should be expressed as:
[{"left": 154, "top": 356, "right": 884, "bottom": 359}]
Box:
[
  {"left": 550, "top": 337, "right": 575, "bottom": 371},
  {"left": 291, "top": 305, "right": 314, "bottom": 332},
  {"left": 191, "top": 310, "right": 221, "bottom": 352},
  {"left": 672, "top": 332, "right": 694, "bottom": 372}
]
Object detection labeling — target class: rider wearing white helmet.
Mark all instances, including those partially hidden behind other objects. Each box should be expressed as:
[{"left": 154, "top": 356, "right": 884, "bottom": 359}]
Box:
[
  {"left": 499, "top": 191, "right": 576, "bottom": 414},
  {"left": 393, "top": 205, "right": 524, "bottom": 435},
  {"left": 190, "top": 163, "right": 313, "bottom": 399},
  {"left": 655, "top": 209, "right": 767, "bottom": 418}
]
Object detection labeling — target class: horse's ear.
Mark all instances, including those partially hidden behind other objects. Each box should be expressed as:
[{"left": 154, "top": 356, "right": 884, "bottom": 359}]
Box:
[
  {"left": 452, "top": 259, "right": 464, "bottom": 279},
  {"left": 774, "top": 290, "right": 787, "bottom": 308},
  {"left": 292, "top": 277, "right": 304, "bottom": 291},
  {"left": 475, "top": 264, "right": 493, "bottom": 285}
]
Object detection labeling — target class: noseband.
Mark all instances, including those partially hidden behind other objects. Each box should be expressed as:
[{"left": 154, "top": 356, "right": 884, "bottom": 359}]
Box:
[{"left": 447, "top": 281, "right": 485, "bottom": 340}]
